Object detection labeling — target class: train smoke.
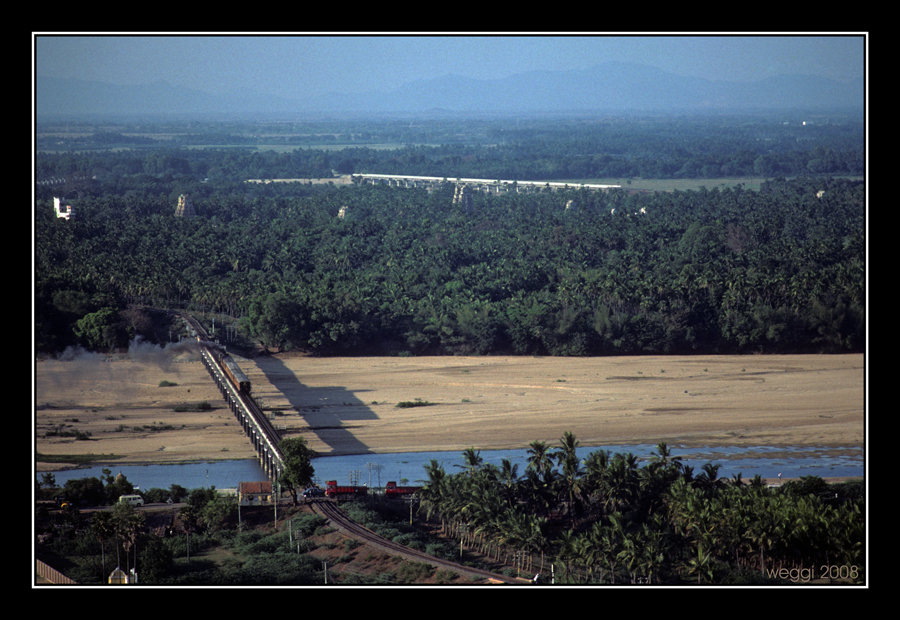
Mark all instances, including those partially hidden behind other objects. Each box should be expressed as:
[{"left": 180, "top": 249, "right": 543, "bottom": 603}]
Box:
[
  {"left": 126, "top": 336, "right": 202, "bottom": 369},
  {"left": 38, "top": 336, "right": 210, "bottom": 406}
]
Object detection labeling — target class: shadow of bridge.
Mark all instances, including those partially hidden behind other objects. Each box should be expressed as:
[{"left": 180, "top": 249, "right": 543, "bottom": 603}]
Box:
[{"left": 250, "top": 355, "right": 376, "bottom": 457}]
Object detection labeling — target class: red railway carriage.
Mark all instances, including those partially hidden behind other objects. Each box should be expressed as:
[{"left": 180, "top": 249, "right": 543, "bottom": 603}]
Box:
[
  {"left": 385, "top": 481, "right": 421, "bottom": 498},
  {"left": 325, "top": 480, "right": 368, "bottom": 499}
]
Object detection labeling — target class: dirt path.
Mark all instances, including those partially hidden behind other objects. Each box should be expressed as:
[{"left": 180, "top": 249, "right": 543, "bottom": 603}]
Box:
[{"left": 35, "top": 351, "right": 864, "bottom": 471}]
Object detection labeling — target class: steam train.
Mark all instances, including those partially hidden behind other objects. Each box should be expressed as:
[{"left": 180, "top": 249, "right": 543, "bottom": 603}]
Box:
[
  {"left": 221, "top": 355, "right": 252, "bottom": 394},
  {"left": 191, "top": 322, "right": 252, "bottom": 396}
]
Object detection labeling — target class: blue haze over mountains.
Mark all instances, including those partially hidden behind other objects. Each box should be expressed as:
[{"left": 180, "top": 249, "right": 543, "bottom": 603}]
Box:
[{"left": 36, "top": 61, "right": 864, "bottom": 120}]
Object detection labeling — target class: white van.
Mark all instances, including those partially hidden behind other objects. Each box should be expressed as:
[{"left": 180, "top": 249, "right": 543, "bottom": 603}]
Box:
[{"left": 118, "top": 494, "right": 144, "bottom": 507}]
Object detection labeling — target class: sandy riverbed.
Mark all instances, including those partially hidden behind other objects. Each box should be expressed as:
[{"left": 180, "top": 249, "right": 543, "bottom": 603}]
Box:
[{"left": 34, "top": 350, "right": 865, "bottom": 472}]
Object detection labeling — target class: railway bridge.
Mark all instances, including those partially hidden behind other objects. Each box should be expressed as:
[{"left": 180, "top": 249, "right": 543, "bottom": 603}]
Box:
[
  {"left": 179, "top": 313, "right": 284, "bottom": 481},
  {"left": 199, "top": 347, "right": 284, "bottom": 480}
]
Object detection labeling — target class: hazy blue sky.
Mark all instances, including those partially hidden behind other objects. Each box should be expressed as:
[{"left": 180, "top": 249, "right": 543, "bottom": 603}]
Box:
[{"left": 35, "top": 34, "right": 865, "bottom": 99}]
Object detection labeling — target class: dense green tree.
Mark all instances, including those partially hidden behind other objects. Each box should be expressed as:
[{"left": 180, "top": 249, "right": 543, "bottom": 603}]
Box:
[
  {"left": 63, "top": 476, "right": 105, "bottom": 507},
  {"left": 137, "top": 537, "right": 174, "bottom": 583},
  {"left": 279, "top": 436, "right": 316, "bottom": 504},
  {"left": 73, "top": 307, "right": 129, "bottom": 351}
]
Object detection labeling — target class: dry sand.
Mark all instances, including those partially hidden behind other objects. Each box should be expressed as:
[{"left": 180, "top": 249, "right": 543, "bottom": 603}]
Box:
[
  {"left": 35, "top": 347, "right": 258, "bottom": 471},
  {"left": 35, "top": 351, "right": 865, "bottom": 472}
]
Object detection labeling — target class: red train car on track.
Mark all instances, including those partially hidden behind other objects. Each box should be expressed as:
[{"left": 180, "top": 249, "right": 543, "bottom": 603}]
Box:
[
  {"left": 385, "top": 481, "right": 421, "bottom": 498},
  {"left": 325, "top": 480, "right": 368, "bottom": 499}
]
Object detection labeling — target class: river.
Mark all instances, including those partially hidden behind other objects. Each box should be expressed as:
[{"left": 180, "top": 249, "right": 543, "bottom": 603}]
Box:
[{"left": 38, "top": 443, "right": 864, "bottom": 492}]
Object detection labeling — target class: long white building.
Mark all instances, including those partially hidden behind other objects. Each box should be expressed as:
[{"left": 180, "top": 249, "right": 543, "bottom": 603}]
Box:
[{"left": 352, "top": 173, "right": 620, "bottom": 193}]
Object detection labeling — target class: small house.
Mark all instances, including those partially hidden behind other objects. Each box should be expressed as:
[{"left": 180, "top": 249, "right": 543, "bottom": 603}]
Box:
[{"left": 238, "top": 481, "right": 273, "bottom": 506}]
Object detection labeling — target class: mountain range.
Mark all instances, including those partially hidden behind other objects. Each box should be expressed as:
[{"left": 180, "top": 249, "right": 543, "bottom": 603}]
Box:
[{"left": 35, "top": 61, "right": 864, "bottom": 120}]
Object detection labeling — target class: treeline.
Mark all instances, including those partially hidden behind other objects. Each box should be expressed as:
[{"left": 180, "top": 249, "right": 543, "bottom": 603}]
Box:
[
  {"left": 36, "top": 138, "right": 862, "bottom": 182},
  {"left": 36, "top": 113, "right": 864, "bottom": 181},
  {"left": 329, "top": 117, "right": 864, "bottom": 180},
  {"left": 35, "top": 168, "right": 864, "bottom": 356},
  {"left": 417, "top": 437, "right": 865, "bottom": 584}
]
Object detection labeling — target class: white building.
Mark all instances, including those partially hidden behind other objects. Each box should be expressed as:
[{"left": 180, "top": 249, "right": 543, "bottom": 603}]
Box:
[{"left": 53, "top": 197, "right": 73, "bottom": 220}]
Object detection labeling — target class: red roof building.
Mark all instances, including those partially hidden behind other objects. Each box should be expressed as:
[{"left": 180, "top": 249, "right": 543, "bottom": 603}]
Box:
[{"left": 238, "top": 481, "right": 273, "bottom": 506}]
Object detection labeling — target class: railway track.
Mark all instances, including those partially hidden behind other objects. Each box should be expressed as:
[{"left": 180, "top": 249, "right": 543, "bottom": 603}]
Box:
[{"left": 308, "top": 500, "right": 523, "bottom": 585}]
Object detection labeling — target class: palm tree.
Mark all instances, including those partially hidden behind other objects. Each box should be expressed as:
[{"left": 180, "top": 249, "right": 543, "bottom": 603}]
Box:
[
  {"left": 582, "top": 448, "right": 610, "bottom": 487},
  {"left": 636, "top": 516, "right": 670, "bottom": 584},
  {"left": 494, "top": 509, "right": 548, "bottom": 576},
  {"left": 458, "top": 447, "right": 483, "bottom": 476},
  {"left": 573, "top": 531, "right": 601, "bottom": 583},
  {"left": 525, "top": 440, "right": 557, "bottom": 516},
  {"left": 498, "top": 458, "right": 520, "bottom": 505},
  {"left": 639, "top": 442, "right": 684, "bottom": 519},
  {"left": 684, "top": 540, "right": 716, "bottom": 584},
  {"left": 696, "top": 462, "right": 724, "bottom": 495},
  {"left": 419, "top": 459, "right": 448, "bottom": 526},
  {"left": 648, "top": 441, "right": 682, "bottom": 474},
  {"left": 180, "top": 504, "right": 200, "bottom": 563},
  {"left": 554, "top": 432, "right": 583, "bottom": 528},
  {"left": 526, "top": 440, "right": 554, "bottom": 480},
  {"left": 523, "top": 467, "right": 556, "bottom": 518},
  {"left": 591, "top": 512, "right": 628, "bottom": 584},
  {"left": 555, "top": 528, "right": 580, "bottom": 582},
  {"left": 604, "top": 452, "right": 640, "bottom": 516},
  {"left": 111, "top": 501, "right": 145, "bottom": 578},
  {"left": 581, "top": 449, "right": 610, "bottom": 521},
  {"left": 745, "top": 494, "right": 778, "bottom": 574}
]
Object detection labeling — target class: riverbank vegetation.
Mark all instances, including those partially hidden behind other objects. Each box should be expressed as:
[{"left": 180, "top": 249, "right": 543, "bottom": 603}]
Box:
[
  {"left": 35, "top": 469, "right": 473, "bottom": 585},
  {"left": 415, "top": 435, "right": 864, "bottom": 584},
  {"left": 34, "top": 435, "right": 864, "bottom": 585}
]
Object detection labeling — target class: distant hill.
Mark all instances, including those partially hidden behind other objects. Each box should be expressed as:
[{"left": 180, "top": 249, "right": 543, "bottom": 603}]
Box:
[{"left": 36, "top": 61, "right": 864, "bottom": 120}]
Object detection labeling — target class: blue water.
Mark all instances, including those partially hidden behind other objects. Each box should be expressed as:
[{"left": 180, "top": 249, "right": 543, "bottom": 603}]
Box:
[
  {"left": 39, "top": 444, "right": 864, "bottom": 491},
  {"left": 38, "top": 459, "right": 268, "bottom": 491},
  {"left": 310, "top": 444, "right": 864, "bottom": 486}
]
